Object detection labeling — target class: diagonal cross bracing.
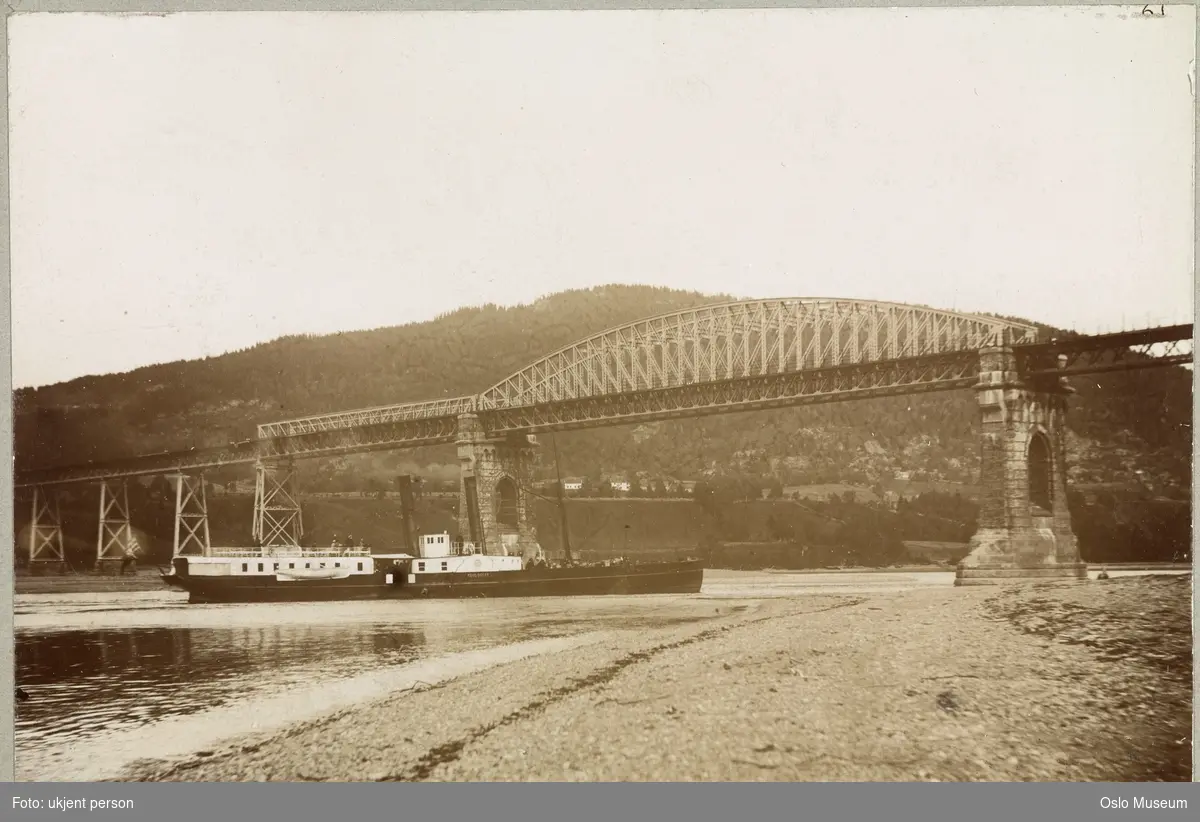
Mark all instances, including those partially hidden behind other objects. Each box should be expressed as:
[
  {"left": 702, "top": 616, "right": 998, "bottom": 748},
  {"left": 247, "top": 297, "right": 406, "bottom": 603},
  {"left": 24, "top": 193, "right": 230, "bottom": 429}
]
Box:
[
  {"left": 11, "top": 298, "right": 1191, "bottom": 486},
  {"left": 28, "top": 486, "right": 65, "bottom": 563},
  {"left": 253, "top": 461, "right": 304, "bottom": 548},
  {"left": 97, "top": 479, "right": 134, "bottom": 563},
  {"left": 256, "top": 396, "right": 477, "bottom": 438},
  {"left": 171, "top": 473, "right": 212, "bottom": 557},
  {"left": 1017, "top": 324, "right": 1194, "bottom": 377},
  {"left": 479, "top": 352, "right": 982, "bottom": 434},
  {"left": 476, "top": 299, "right": 1039, "bottom": 410}
]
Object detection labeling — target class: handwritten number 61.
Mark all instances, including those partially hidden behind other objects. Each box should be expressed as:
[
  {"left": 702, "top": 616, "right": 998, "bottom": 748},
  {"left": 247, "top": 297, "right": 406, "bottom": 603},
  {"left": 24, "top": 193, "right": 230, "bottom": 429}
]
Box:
[{"left": 1142, "top": 4, "right": 1165, "bottom": 15}]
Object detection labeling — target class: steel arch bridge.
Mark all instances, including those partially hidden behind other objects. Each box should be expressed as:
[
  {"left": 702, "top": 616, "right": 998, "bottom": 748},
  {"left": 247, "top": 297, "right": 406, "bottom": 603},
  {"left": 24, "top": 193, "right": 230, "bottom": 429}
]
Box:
[
  {"left": 481, "top": 298, "right": 1038, "bottom": 407},
  {"left": 473, "top": 298, "right": 1039, "bottom": 432},
  {"left": 15, "top": 298, "right": 1193, "bottom": 487},
  {"left": 251, "top": 298, "right": 1042, "bottom": 446}
]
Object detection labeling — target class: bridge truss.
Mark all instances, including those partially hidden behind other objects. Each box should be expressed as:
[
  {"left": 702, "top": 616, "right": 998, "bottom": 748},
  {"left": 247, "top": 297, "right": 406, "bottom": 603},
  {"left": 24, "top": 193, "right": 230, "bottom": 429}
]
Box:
[
  {"left": 1017, "top": 324, "right": 1194, "bottom": 377},
  {"left": 478, "top": 299, "right": 1039, "bottom": 410},
  {"left": 255, "top": 396, "right": 476, "bottom": 439},
  {"left": 16, "top": 413, "right": 462, "bottom": 486},
  {"left": 13, "top": 300, "right": 1193, "bottom": 487},
  {"left": 479, "top": 351, "right": 982, "bottom": 434}
]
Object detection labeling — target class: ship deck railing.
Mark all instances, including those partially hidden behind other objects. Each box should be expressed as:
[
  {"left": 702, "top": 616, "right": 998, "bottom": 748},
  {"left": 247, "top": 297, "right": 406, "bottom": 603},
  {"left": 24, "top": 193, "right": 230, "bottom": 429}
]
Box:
[{"left": 208, "top": 547, "right": 375, "bottom": 559}]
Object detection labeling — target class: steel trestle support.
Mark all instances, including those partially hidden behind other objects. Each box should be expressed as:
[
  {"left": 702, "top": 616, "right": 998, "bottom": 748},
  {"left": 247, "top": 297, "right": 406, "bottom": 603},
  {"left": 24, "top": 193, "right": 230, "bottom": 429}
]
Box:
[
  {"left": 28, "top": 486, "right": 65, "bottom": 564},
  {"left": 171, "top": 473, "right": 212, "bottom": 557},
  {"left": 253, "top": 461, "right": 303, "bottom": 548},
  {"left": 11, "top": 314, "right": 1193, "bottom": 488},
  {"left": 96, "top": 479, "right": 135, "bottom": 567}
]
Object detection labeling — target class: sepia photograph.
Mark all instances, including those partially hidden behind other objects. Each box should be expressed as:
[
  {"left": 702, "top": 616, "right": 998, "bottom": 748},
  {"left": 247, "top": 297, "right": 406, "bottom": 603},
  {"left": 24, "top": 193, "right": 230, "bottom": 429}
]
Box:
[{"left": 6, "top": 3, "right": 1195, "bottom": 791}]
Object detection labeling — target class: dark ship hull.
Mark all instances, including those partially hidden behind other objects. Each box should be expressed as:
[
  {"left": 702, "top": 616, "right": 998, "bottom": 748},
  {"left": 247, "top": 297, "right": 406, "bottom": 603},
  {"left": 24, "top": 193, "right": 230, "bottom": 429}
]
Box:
[{"left": 162, "top": 558, "right": 706, "bottom": 605}]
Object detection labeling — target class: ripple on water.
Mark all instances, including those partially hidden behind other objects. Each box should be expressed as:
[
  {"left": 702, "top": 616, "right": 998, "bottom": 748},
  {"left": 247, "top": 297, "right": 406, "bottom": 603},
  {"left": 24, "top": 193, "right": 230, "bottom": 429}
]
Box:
[{"left": 15, "top": 593, "right": 732, "bottom": 781}]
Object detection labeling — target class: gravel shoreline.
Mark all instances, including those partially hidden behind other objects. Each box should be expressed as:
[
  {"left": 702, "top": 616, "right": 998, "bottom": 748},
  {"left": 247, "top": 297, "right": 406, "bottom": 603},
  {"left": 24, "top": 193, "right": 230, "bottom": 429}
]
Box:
[{"left": 116, "top": 575, "right": 1193, "bottom": 782}]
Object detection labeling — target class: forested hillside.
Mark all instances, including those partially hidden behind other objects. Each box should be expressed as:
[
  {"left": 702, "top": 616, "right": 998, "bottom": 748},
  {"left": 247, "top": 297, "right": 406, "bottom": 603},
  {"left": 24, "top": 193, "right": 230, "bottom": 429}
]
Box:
[
  {"left": 14, "top": 285, "right": 1192, "bottom": 500},
  {"left": 14, "top": 286, "right": 724, "bottom": 469}
]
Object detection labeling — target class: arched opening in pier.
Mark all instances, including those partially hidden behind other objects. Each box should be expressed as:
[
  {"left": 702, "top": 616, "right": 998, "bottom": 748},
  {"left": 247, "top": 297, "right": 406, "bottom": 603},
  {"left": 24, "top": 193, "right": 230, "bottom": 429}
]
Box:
[
  {"left": 495, "top": 476, "right": 519, "bottom": 530},
  {"left": 1028, "top": 432, "right": 1053, "bottom": 513}
]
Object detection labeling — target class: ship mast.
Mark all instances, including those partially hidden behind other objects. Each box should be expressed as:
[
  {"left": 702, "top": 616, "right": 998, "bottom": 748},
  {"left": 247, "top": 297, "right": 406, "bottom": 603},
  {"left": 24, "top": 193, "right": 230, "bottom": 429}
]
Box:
[{"left": 551, "top": 433, "right": 574, "bottom": 564}]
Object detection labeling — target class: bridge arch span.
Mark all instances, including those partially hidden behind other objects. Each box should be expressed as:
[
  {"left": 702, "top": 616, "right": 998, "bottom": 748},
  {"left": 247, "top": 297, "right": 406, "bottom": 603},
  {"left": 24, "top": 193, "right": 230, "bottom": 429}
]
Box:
[{"left": 479, "top": 298, "right": 1039, "bottom": 410}]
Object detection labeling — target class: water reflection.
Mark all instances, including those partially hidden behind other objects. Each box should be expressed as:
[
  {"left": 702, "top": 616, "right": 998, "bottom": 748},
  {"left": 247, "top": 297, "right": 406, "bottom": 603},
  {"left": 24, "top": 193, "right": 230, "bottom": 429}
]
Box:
[
  {"left": 16, "top": 625, "right": 428, "bottom": 752},
  {"left": 14, "top": 593, "right": 730, "bottom": 781}
]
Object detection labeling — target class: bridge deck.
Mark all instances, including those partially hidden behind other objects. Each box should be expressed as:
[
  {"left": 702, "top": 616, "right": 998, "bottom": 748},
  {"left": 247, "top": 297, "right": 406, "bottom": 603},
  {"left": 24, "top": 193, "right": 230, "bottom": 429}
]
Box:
[{"left": 14, "top": 321, "right": 1191, "bottom": 488}]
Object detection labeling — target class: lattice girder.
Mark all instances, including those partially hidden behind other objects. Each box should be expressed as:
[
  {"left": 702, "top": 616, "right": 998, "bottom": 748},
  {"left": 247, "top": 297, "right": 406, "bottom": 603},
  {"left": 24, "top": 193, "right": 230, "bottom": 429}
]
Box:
[
  {"left": 482, "top": 352, "right": 980, "bottom": 434},
  {"left": 261, "top": 417, "right": 460, "bottom": 459},
  {"left": 478, "top": 299, "right": 1040, "bottom": 410},
  {"left": 257, "top": 396, "right": 476, "bottom": 439},
  {"left": 11, "top": 299, "right": 1191, "bottom": 489},
  {"left": 16, "top": 417, "right": 459, "bottom": 488},
  {"left": 1017, "top": 324, "right": 1194, "bottom": 377}
]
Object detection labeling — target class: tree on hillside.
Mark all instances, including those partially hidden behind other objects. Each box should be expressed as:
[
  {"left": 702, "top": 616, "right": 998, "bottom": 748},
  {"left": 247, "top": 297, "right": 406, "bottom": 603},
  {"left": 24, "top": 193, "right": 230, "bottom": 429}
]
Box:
[{"left": 15, "top": 286, "right": 1191, "bottom": 525}]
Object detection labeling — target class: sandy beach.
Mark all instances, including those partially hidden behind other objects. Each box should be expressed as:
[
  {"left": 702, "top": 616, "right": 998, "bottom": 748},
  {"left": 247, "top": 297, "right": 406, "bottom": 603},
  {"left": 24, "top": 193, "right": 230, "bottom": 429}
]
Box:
[{"left": 108, "top": 573, "right": 1192, "bottom": 782}]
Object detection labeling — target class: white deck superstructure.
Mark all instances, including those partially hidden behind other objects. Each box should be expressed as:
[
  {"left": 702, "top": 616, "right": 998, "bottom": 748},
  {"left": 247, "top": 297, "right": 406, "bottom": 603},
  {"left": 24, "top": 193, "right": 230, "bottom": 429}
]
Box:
[
  {"left": 408, "top": 533, "right": 523, "bottom": 576},
  {"left": 180, "top": 547, "right": 411, "bottom": 579},
  {"left": 176, "top": 533, "right": 522, "bottom": 581}
]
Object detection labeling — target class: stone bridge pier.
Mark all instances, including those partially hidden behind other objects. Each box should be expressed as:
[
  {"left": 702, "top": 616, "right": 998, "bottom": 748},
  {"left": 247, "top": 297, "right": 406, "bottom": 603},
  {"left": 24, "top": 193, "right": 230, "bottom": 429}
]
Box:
[
  {"left": 456, "top": 414, "right": 543, "bottom": 561},
  {"left": 956, "top": 345, "right": 1088, "bottom": 586}
]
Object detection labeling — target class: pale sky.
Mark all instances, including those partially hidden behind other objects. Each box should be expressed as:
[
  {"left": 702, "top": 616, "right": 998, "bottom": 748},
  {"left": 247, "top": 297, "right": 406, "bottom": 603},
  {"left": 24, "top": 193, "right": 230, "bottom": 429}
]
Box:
[{"left": 9, "top": 7, "right": 1196, "bottom": 389}]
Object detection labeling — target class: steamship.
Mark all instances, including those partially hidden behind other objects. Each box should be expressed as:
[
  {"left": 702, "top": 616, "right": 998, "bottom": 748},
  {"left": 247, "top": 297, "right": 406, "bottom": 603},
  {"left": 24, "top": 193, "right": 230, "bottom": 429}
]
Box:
[{"left": 161, "top": 533, "right": 705, "bottom": 604}]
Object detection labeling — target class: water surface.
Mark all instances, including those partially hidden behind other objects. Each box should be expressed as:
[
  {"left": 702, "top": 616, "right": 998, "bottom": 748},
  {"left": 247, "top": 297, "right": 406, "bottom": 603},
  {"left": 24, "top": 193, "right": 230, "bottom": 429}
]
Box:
[
  {"left": 17, "top": 568, "right": 1182, "bottom": 780},
  {"left": 15, "top": 589, "right": 730, "bottom": 781}
]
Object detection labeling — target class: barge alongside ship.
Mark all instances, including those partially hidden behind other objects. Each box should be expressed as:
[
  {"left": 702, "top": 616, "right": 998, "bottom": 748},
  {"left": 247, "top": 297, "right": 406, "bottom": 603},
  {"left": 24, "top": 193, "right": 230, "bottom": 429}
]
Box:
[{"left": 161, "top": 533, "right": 705, "bottom": 604}]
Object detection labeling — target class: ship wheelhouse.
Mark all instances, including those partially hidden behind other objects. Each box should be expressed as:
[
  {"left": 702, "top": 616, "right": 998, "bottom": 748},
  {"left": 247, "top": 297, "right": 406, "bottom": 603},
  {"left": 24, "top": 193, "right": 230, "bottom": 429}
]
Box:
[{"left": 403, "top": 532, "right": 523, "bottom": 579}]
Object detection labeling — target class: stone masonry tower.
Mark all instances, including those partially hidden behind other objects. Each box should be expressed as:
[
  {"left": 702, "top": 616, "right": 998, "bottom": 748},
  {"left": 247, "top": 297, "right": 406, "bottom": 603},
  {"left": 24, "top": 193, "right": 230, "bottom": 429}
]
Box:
[
  {"left": 455, "top": 413, "right": 542, "bottom": 561},
  {"left": 956, "top": 342, "right": 1087, "bottom": 585}
]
